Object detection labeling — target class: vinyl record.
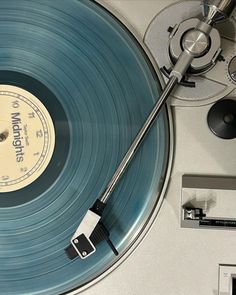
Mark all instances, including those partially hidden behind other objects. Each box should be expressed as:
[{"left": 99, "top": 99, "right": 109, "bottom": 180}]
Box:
[
  {"left": 0, "top": 0, "right": 171, "bottom": 294},
  {"left": 207, "top": 99, "right": 236, "bottom": 139}
]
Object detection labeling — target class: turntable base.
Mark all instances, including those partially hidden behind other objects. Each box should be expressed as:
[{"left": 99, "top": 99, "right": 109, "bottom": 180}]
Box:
[{"left": 0, "top": 0, "right": 235, "bottom": 294}]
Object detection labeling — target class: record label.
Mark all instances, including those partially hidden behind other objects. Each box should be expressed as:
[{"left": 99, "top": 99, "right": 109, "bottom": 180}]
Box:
[{"left": 0, "top": 85, "right": 55, "bottom": 192}]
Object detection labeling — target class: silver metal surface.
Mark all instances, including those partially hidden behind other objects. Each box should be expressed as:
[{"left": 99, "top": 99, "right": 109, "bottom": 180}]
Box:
[
  {"left": 145, "top": 0, "right": 236, "bottom": 106},
  {"left": 203, "top": 0, "right": 236, "bottom": 24},
  {"left": 169, "top": 51, "right": 194, "bottom": 81},
  {"left": 168, "top": 3, "right": 231, "bottom": 83},
  {"left": 168, "top": 0, "right": 227, "bottom": 75},
  {"left": 183, "top": 29, "right": 209, "bottom": 56},
  {"left": 99, "top": 75, "right": 178, "bottom": 203},
  {"left": 217, "top": 0, "right": 236, "bottom": 15},
  {"left": 169, "top": 18, "right": 221, "bottom": 74},
  {"left": 169, "top": 18, "right": 199, "bottom": 62}
]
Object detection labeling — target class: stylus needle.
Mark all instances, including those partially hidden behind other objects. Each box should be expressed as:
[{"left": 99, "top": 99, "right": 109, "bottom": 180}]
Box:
[{"left": 67, "top": 0, "right": 236, "bottom": 260}]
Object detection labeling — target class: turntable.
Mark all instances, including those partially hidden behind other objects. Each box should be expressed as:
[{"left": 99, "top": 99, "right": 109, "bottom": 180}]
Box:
[{"left": 0, "top": 0, "right": 235, "bottom": 295}]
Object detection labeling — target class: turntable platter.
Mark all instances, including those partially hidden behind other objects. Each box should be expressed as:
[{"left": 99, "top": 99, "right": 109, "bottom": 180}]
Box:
[{"left": 0, "top": 0, "right": 171, "bottom": 294}]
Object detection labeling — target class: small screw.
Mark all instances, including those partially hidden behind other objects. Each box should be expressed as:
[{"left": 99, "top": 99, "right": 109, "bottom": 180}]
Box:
[
  {"left": 74, "top": 239, "right": 79, "bottom": 244},
  {"left": 218, "top": 54, "right": 225, "bottom": 62},
  {"left": 82, "top": 251, "right": 87, "bottom": 257},
  {"left": 167, "top": 26, "right": 174, "bottom": 33}
]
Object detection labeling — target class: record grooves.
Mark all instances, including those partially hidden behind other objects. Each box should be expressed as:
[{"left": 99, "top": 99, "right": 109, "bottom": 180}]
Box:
[{"left": 0, "top": 1, "right": 171, "bottom": 294}]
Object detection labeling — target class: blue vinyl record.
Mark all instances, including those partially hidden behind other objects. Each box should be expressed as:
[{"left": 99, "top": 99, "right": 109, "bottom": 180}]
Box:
[{"left": 0, "top": 0, "right": 171, "bottom": 294}]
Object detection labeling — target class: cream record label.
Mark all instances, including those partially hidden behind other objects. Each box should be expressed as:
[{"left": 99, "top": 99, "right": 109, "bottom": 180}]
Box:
[{"left": 0, "top": 85, "right": 55, "bottom": 192}]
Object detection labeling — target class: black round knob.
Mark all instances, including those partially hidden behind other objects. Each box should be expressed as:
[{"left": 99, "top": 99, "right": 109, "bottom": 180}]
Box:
[{"left": 207, "top": 99, "right": 236, "bottom": 139}]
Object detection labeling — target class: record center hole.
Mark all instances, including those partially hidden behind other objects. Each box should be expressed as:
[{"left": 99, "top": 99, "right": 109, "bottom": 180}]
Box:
[
  {"left": 223, "top": 113, "right": 235, "bottom": 124},
  {"left": 0, "top": 130, "right": 9, "bottom": 143}
]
